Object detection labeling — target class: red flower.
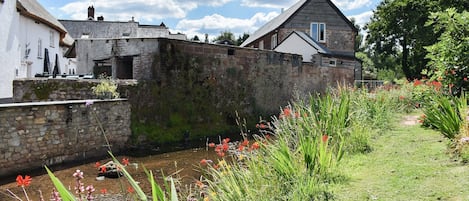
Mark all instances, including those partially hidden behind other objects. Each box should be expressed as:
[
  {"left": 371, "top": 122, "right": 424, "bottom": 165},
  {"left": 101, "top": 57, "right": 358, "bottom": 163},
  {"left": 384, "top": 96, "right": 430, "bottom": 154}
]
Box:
[
  {"left": 100, "top": 166, "right": 107, "bottom": 173},
  {"left": 222, "top": 143, "right": 229, "bottom": 152},
  {"left": 16, "top": 175, "right": 31, "bottom": 187},
  {"left": 213, "top": 164, "right": 219, "bottom": 170},
  {"left": 208, "top": 142, "right": 216, "bottom": 148},
  {"left": 95, "top": 162, "right": 101, "bottom": 168},
  {"left": 265, "top": 134, "right": 271, "bottom": 140},
  {"left": 200, "top": 159, "right": 208, "bottom": 166},
  {"left": 283, "top": 108, "right": 291, "bottom": 117},
  {"left": 399, "top": 95, "right": 405, "bottom": 100},
  {"left": 222, "top": 138, "right": 230, "bottom": 144},
  {"left": 465, "top": 77, "right": 468, "bottom": 81},
  {"left": 127, "top": 187, "right": 134, "bottom": 193},
  {"left": 251, "top": 142, "right": 260, "bottom": 150},
  {"left": 413, "top": 79, "right": 422, "bottom": 87},
  {"left": 215, "top": 145, "right": 222, "bottom": 152},
  {"left": 122, "top": 158, "right": 129, "bottom": 166},
  {"left": 101, "top": 188, "right": 107, "bottom": 194},
  {"left": 241, "top": 140, "right": 249, "bottom": 146},
  {"left": 217, "top": 151, "right": 225, "bottom": 157},
  {"left": 238, "top": 145, "right": 245, "bottom": 151},
  {"left": 322, "top": 135, "right": 329, "bottom": 143}
]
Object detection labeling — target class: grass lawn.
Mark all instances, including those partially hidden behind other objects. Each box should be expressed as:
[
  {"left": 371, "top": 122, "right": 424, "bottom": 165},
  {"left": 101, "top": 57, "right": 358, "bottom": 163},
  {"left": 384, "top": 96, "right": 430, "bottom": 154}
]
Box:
[{"left": 331, "top": 115, "right": 469, "bottom": 200}]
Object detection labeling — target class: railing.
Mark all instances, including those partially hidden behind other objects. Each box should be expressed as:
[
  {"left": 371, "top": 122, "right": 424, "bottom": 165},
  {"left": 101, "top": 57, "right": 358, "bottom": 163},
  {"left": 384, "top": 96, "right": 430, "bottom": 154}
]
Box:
[{"left": 354, "top": 80, "right": 385, "bottom": 90}]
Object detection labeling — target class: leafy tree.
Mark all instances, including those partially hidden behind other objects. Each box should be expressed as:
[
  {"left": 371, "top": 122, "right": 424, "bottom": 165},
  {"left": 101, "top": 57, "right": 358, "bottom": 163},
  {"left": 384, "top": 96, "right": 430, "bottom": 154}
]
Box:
[
  {"left": 425, "top": 8, "right": 469, "bottom": 95},
  {"left": 191, "top": 35, "right": 200, "bottom": 41},
  {"left": 365, "top": 0, "right": 469, "bottom": 79},
  {"left": 214, "top": 31, "right": 235, "bottom": 45},
  {"left": 236, "top": 33, "right": 250, "bottom": 46},
  {"left": 365, "top": 0, "right": 438, "bottom": 79}
]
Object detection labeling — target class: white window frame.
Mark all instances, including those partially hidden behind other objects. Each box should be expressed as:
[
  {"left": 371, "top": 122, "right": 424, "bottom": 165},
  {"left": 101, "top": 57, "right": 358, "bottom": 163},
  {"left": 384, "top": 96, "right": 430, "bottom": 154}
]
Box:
[
  {"left": 271, "top": 33, "right": 278, "bottom": 49},
  {"left": 310, "top": 22, "right": 326, "bottom": 43},
  {"left": 329, "top": 58, "right": 337, "bottom": 67},
  {"left": 37, "top": 38, "right": 42, "bottom": 58}
]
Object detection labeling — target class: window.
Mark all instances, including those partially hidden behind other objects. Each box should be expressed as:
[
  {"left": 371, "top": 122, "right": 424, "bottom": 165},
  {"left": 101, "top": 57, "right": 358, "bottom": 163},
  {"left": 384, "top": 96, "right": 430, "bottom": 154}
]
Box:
[
  {"left": 81, "top": 33, "right": 90, "bottom": 39},
  {"left": 259, "top": 40, "right": 264, "bottom": 49},
  {"left": 49, "top": 30, "right": 55, "bottom": 47},
  {"left": 311, "top": 22, "right": 326, "bottom": 42},
  {"left": 271, "top": 33, "right": 278, "bottom": 48},
  {"left": 329, "top": 59, "right": 337, "bottom": 67},
  {"left": 37, "top": 38, "right": 42, "bottom": 58}
]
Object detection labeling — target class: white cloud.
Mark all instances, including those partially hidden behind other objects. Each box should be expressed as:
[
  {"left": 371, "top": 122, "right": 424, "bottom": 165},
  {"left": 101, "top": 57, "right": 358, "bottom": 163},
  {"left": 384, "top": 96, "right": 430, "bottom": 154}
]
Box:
[
  {"left": 176, "top": 11, "right": 278, "bottom": 38},
  {"left": 240, "top": 0, "right": 297, "bottom": 8},
  {"left": 60, "top": 0, "right": 233, "bottom": 21},
  {"left": 332, "top": 0, "right": 372, "bottom": 11},
  {"left": 347, "top": 11, "right": 373, "bottom": 28}
]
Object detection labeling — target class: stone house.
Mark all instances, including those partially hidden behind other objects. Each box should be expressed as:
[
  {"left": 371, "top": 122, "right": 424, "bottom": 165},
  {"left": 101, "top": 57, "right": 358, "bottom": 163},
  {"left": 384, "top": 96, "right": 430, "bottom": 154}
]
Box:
[
  {"left": 240, "top": 0, "right": 361, "bottom": 79},
  {"left": 0, "top": 0, "right": 73, "bottom": 101},
  {"left": 60, "top": 5, "right": 186, "bottom": 75}
]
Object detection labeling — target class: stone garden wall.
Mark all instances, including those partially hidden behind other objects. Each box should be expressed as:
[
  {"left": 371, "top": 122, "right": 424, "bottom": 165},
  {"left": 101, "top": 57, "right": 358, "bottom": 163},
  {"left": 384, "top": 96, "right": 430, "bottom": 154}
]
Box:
[
  {"left": 13, "top": 78, "right": 137, "bottom": 102},
  {"left": 0, "top": 99, "right": 131, "bottom": 177}
]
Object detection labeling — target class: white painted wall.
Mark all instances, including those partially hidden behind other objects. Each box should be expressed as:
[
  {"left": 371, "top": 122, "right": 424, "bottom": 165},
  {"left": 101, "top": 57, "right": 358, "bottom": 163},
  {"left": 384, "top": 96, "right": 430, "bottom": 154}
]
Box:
[
  {"left": 0, "top": 0, "right": 20, "bottom": 99},
  {"left": 274, "top": 33, "right": 318, "bottom": 62},
  {"left": 18, "top": 15, "right": 62, "bottom": 78}
]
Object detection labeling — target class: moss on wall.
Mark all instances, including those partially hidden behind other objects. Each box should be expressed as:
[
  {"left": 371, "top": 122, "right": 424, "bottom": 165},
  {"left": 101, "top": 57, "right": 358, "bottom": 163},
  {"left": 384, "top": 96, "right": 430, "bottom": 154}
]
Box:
[
  {"left": 129, "top": 40, "right": 261, "bottom": 145},
  {"left": 33, "top": 81, "right": 59, "bottom": 100}
]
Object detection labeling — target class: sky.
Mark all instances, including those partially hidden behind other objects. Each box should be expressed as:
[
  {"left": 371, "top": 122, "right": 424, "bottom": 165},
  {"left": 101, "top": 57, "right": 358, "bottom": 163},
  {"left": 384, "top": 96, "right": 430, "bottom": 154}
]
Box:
[{"left": 37, "top": 0, "right": 381, "bottom": 40}]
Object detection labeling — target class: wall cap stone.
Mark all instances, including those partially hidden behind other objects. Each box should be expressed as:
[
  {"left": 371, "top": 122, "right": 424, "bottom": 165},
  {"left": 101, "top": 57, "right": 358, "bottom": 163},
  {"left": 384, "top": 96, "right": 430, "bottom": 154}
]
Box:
[{"left": 0, "top": 99, "right": 127, "bottom": 108}]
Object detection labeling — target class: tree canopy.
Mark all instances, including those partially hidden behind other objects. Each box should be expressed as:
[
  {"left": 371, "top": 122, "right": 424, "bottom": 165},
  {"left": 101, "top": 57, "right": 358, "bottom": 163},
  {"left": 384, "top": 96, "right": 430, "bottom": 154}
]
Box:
[{"left": 364, "top": 0, "right": 469, "bottom": 79}]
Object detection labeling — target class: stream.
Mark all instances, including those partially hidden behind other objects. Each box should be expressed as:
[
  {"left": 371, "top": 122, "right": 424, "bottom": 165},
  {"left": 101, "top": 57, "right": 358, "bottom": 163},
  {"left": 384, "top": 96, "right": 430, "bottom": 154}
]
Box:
[{"left": 0, "top": 147, "right": 219, "bottom": 200}]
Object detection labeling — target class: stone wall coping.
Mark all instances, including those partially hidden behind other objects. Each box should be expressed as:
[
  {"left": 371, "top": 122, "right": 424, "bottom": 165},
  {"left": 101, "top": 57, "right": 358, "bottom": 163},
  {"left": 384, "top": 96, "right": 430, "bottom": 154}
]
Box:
[{"left": 0, "top": 99, "right": 127, "bottom": 108}]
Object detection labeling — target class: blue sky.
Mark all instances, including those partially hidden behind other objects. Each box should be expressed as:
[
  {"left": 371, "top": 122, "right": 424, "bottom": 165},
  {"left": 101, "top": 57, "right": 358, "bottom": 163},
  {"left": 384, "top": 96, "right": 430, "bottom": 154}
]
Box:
[{"left": 37, "top": 0, "right": 380, "bottom": 40}]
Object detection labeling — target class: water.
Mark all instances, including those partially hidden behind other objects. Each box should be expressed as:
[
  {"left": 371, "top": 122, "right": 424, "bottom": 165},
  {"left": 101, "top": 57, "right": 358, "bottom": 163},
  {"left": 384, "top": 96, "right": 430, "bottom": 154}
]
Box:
[{"left": 0, "top": 148, "right": 219, "bottom": 200}]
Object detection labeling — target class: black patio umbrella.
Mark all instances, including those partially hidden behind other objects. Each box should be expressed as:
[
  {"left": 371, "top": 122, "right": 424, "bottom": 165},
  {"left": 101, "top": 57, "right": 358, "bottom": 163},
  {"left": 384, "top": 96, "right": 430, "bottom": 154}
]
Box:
[
  {"left": 43, "top": 48, "right": 50, "bottom": 75},
  {"left": 53, "top": 53, "right": 60, "bottom": 78}
]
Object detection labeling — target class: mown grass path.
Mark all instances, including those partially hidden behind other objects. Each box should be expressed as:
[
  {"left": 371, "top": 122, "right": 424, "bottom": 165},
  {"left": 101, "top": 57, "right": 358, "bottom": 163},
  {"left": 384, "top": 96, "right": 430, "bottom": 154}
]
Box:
[{"left": 331, "top": 115, "right": 469, "bottom": 200}]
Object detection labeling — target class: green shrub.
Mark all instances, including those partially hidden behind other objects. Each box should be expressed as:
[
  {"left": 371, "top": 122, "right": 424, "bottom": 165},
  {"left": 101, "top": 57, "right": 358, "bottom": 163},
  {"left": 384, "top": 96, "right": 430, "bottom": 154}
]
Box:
[{"left": 422, "top": 94, "right": 466, "bottom": 139}]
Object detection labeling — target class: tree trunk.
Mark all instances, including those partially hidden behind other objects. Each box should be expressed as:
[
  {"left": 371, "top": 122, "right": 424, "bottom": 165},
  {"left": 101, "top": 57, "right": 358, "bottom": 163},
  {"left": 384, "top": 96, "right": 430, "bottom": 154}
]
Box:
[{"left": 401, "top": 36, "right": 411, "bottom": 79}]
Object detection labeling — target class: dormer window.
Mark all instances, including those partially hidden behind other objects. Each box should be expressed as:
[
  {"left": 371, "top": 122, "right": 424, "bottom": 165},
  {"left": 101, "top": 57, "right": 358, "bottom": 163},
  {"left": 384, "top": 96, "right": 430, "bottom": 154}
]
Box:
[{"left": 311, "top": 22, "right": 326, "bottom": 42}]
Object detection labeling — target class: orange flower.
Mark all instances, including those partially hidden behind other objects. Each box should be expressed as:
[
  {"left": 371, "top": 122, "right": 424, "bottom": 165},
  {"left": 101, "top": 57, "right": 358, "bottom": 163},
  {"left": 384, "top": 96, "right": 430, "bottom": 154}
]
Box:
[
  {"left": 213, "top": 164, "right": 219, "bottom": 170},
  {"left": 222, "top": 143, "right": 229, "bottom": 152},
  {"left": 265, "top": 134, "right": 271, "bottom": 140},
  {"left": 127, "top": 187, "right": 134, "bottom": 193},
  {"left": 322, "top": 135, "right": 329, "bottom": 143},
  {"left": 100, "top": 166, "right": 107, "bottom": 173},
  {"left": 251, "top": 142, "right": 260, "bottom": 150},
  {"left": 101, "top": 188, "right": 107, "bottom": 194},
  {"left": 222, "top": 138, "right": 230, "bottom": 144},
  {"left": 399, "top": 95, "right": 405, "bottom": 100},
  {"left": 94, "top": 162, "right": 101, "bottom": 168},
  {"left": 217, "top": 151, "right": 225, "bottom": 157},
  {"left": 238, "top": 145, "right": 244, "bottom": 151},
  {"left": 16, "top": 175, "right": 31, "bottom": 187},
  {"left": 122, "top": 158, "right": 129, "bottom": 166},
  {"left": 413, "top": 79, "right": 422, "bottom": 87},
  {"left": 259, "top": 124, "right": 267, "bottom": 129},
  {"left": 283, "top": 107, "right": 291, "bottom": 117},
  {"left": 195, "top": 180, "right": 205, "bottom": 189},
  {"left": 200, "top": 159, "right": 208, "bottom": 166},
  {"left": 208, "top": 142, "right": 216, "bottom": 148},
  {"left": 241, "top": 140, "right": 249, "bottom": 146}
]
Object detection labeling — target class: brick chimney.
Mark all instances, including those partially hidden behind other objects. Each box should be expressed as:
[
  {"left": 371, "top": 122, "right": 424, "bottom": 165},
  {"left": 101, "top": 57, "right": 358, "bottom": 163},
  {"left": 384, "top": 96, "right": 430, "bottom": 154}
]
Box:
[{"left": 88, "top": 5, "right": 95, "bottom": 20}]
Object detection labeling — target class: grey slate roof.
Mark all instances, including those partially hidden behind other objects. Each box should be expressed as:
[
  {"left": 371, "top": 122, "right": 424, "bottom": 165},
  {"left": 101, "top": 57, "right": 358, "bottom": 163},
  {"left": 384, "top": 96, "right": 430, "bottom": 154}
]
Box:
[
  {"left": 16, "top": 0, "right": 67, "bottom": 34},
  {"left": 240, "top": 0, "right": 306, "bottom": 47}
]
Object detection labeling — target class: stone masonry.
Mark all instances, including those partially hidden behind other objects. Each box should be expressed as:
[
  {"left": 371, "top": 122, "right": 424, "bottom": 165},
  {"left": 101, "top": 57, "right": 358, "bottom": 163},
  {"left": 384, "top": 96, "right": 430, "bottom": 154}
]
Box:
[{"left": 0, "top": 99, "right": 131, "bottom": 177}]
